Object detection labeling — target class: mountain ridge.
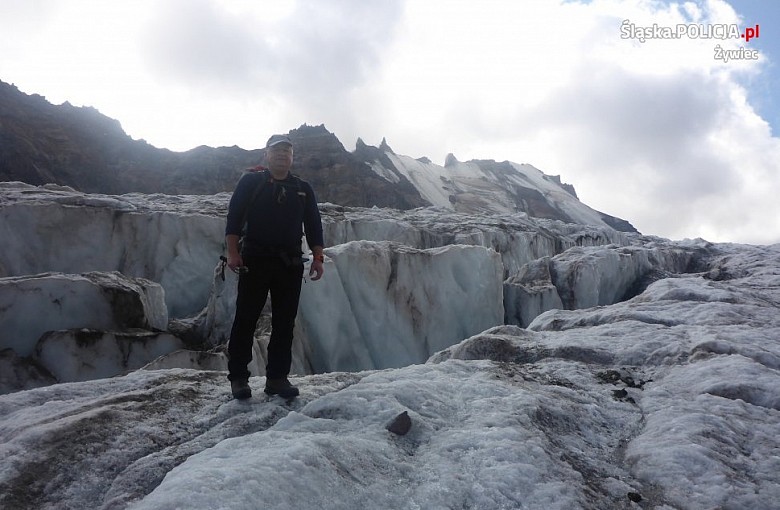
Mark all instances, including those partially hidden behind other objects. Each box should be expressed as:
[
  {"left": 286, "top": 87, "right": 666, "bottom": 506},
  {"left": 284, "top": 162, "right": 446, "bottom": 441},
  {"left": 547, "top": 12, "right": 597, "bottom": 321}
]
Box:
[{"left": 0, "top": 80, "right": 636, "bottom": 232}]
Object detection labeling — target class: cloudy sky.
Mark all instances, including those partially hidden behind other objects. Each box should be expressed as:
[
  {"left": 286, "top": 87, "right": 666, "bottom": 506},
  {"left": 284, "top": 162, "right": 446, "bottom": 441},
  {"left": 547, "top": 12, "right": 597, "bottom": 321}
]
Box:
[{"left": 1, "top": 0, "right": 778, "bottom": 244}]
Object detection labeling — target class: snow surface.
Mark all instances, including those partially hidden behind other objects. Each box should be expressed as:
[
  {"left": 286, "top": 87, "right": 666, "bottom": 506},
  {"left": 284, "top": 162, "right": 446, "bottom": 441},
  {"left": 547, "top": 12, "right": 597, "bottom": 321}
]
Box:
[
  {"left": 1, "top": 242, "right": 778, "bottom": 509},
  {"left": 374, "top": 153, "right": 612, "bottom": 229}
]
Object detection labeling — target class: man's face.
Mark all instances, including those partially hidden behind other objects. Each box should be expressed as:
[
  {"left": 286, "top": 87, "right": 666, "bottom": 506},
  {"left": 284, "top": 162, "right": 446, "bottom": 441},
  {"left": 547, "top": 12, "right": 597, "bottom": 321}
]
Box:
[{"left": 266, "top": 143, "right": 294, "bottom": 172}]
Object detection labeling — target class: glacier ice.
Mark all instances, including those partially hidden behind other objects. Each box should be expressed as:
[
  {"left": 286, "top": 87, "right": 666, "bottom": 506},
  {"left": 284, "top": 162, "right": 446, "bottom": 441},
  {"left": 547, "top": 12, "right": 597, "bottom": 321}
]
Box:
[
  {"left": 0, "top": 183, "right": 778, "bottom": 508},
  {"left": 0, "top": 271, "right": 167, "bottom": 357},
  {"left": 0, "top": 182, "right": 728, "bottom": 391},
  {"left": 1, "top": 239, "right": 778, "bottom": 509}
]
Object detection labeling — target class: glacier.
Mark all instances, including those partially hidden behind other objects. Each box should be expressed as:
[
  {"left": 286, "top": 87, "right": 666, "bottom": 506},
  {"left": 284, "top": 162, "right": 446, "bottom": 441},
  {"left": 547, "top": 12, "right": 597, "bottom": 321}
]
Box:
[
  {"left": 0, "top": 242, "right": 778, "bottom": 509},
  {"left": 0, "top": 180, "right": 629, "bottom": 387},
  {"left": 0, "top": 146, "right": 778, "bottom": 510}
]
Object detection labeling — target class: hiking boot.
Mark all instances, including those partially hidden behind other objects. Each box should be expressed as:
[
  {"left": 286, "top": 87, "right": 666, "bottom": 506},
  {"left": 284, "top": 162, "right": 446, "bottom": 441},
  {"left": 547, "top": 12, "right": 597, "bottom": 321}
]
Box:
[
  {"left": 231, "top": 379, "right": 252, "bottom": 400},
  {"left": 264, "top": 377, "right": 299, "bottom": 399}
]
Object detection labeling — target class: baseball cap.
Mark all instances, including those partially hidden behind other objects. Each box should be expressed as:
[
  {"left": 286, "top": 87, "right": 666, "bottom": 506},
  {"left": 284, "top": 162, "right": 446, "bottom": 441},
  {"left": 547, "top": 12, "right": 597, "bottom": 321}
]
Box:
[{"left": 266, "top": 134, "right": 293, "bottom": 148}]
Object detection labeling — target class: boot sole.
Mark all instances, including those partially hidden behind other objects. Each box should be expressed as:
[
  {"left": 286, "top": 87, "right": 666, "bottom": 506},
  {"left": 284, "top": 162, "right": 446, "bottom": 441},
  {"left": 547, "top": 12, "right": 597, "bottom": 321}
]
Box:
[
  {"left": 232, "top": 389, "right": 252, "bottom": 400},
  {"left": 264, "top": 388, "right": 299, "bottom": 399}
]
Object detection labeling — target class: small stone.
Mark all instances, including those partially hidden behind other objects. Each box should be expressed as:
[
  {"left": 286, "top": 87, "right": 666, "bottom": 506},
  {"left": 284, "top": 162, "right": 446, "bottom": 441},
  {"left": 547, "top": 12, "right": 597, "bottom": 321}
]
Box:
[
  {"left": 627, "top": 492, "right": 642, "bottom": 503},
  {"left": 386, "top": 411, "right": 412, "bottom": 436},
  {"left": 612, "top": 389, "right": 628, "bottom": 399}
]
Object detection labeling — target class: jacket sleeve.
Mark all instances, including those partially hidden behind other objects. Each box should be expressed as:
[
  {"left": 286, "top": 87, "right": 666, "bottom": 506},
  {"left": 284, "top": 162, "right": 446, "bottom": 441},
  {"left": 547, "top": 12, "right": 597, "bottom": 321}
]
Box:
[
  {"left": 302, "top": 182, "right": 324, "bottom": 248},
  {"left": 225, "top": 173, "right": 258, "bottom": 236}
]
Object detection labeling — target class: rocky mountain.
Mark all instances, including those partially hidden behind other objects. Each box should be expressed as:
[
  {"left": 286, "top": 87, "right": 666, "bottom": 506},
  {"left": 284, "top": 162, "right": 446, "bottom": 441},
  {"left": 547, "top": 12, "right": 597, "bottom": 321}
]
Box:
[
  {"left": 0, "top": 81, "right": 221, "bottom": 194},
  {"left": 0, "top": 80, "right": 635, "bottom": 230},
  {"left": 0, "top": 80, "right": 424, "bottom": 208}
]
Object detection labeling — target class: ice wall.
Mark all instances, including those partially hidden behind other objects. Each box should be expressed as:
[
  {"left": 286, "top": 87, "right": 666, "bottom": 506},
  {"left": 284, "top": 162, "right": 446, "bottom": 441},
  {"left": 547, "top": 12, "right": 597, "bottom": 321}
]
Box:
[
  {"left": 504, "top": 240, "right": 706, "bottom": 326},
  {"left": 36, "top": 329, "right": 184, "bottom": 383},
  {"left": 297, "top": 241, "right": 504, "bottom": 372},
  {"left": 1, "top": 182, "right": 642, "bottom": 390},
  {"left": 192, "top": 240, "right": 504, "bottom": 374},
  {"left": 1, "top": 183, "right": 625, "bottom": 321},
  {"left": 0, "top": 183, "right": 226, "bottom": 317},
  {"left": 319, "top": 204, "right": 629, "bottom": 278},
  {"left": 0, "top": 271, "right": 167, "bottom": 357}
]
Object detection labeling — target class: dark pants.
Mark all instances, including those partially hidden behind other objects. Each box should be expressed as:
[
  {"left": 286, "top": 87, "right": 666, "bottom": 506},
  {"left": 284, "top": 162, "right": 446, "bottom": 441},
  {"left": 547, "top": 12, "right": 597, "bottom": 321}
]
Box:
[{"left": 227, "top": 256, "right": 303, "bottom": 381}]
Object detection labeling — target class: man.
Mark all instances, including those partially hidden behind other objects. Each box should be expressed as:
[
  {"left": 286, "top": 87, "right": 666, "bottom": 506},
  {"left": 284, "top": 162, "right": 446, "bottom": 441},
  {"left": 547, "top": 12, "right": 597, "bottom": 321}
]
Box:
[{"left": 224, "top": 134, "right": 324, "bottom": 400}]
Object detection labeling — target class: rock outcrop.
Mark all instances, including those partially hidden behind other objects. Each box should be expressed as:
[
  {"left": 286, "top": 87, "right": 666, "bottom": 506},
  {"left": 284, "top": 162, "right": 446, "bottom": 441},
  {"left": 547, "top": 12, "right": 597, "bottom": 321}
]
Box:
[
  {"left": 287, "top": 124, "right": 429, "bottom": 209},
  {"left": 0, "top": 82, "right": 429, "bottom": 208},
  {"left": 0, "top": 81, "right": 260, "bottom": 195}
]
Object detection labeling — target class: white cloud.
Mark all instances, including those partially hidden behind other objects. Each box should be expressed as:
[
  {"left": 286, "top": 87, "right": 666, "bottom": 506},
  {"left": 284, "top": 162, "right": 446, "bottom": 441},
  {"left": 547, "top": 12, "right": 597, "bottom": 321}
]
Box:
[
  {"left": 0, "top": 0, "right": 777, "bottom": 244},
  {"left": 361, "top": 0, "right": 779, "bottom": 244}
]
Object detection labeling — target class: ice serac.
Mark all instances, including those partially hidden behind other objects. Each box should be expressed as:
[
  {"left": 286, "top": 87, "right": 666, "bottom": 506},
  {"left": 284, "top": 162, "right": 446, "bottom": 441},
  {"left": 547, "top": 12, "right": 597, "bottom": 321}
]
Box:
[
  {"left": 503, "top": 257, "right": 564, "bottom": 327},
  {"left": 297, "top": 241, "right": 504, "bottom": 372},
  {"left": 1, "top": 181, "right": 636, "bottom": 389},
  {"left": 0, "top": 182, "right": 226, "bottom": 318},
  {"left": 319, "top": 203, "right": 629, "bottom": 279},
  {"left": 0, "top": 271, "right": 168, "bottom": 358},
  {"left": 547, "top": 240, "right": 701, "bottom": 309},
  {"left": 193, "top": 239, "right": 504, "bottom": 377},
  {"left": 504, "top": 239, "right": 707, "bottom": 326},
  {"left": 189, "top": 203, "right": 626, "bottom": 374},
  {"left": 36, "top": 329, "right": 184, "bottom": 383}
]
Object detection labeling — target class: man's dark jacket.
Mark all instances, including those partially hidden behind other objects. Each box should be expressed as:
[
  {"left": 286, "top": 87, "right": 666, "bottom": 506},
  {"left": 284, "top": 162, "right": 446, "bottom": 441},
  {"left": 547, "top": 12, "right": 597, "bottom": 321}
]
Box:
[{"left": 225, "top": 171, "right": 324, "bottom": 256}]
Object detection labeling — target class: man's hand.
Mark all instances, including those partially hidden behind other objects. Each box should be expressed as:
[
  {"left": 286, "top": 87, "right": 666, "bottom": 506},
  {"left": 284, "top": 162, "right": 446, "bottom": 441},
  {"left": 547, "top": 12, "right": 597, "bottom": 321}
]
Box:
[
  {"left": 225, "top": 235, "right": 245, "bottom": 272},
  {"left": 227, "top": 252, "right": 244, "bottom": 272},
  {"left": 309, "top": 259, "right": 324, "bottom": 281},
  {"left": 309, "top": 246, "right": 325, "bottom": 281}
]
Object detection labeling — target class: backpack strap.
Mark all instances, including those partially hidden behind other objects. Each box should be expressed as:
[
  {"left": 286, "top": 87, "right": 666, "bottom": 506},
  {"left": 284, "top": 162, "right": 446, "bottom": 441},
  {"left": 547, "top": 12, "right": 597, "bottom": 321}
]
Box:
[
  {"left": 241, "top": 170, "right": 271, "bottom": 233},
  {"left": 291, "top": 173, "right": 307, "bottom": 208}
]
